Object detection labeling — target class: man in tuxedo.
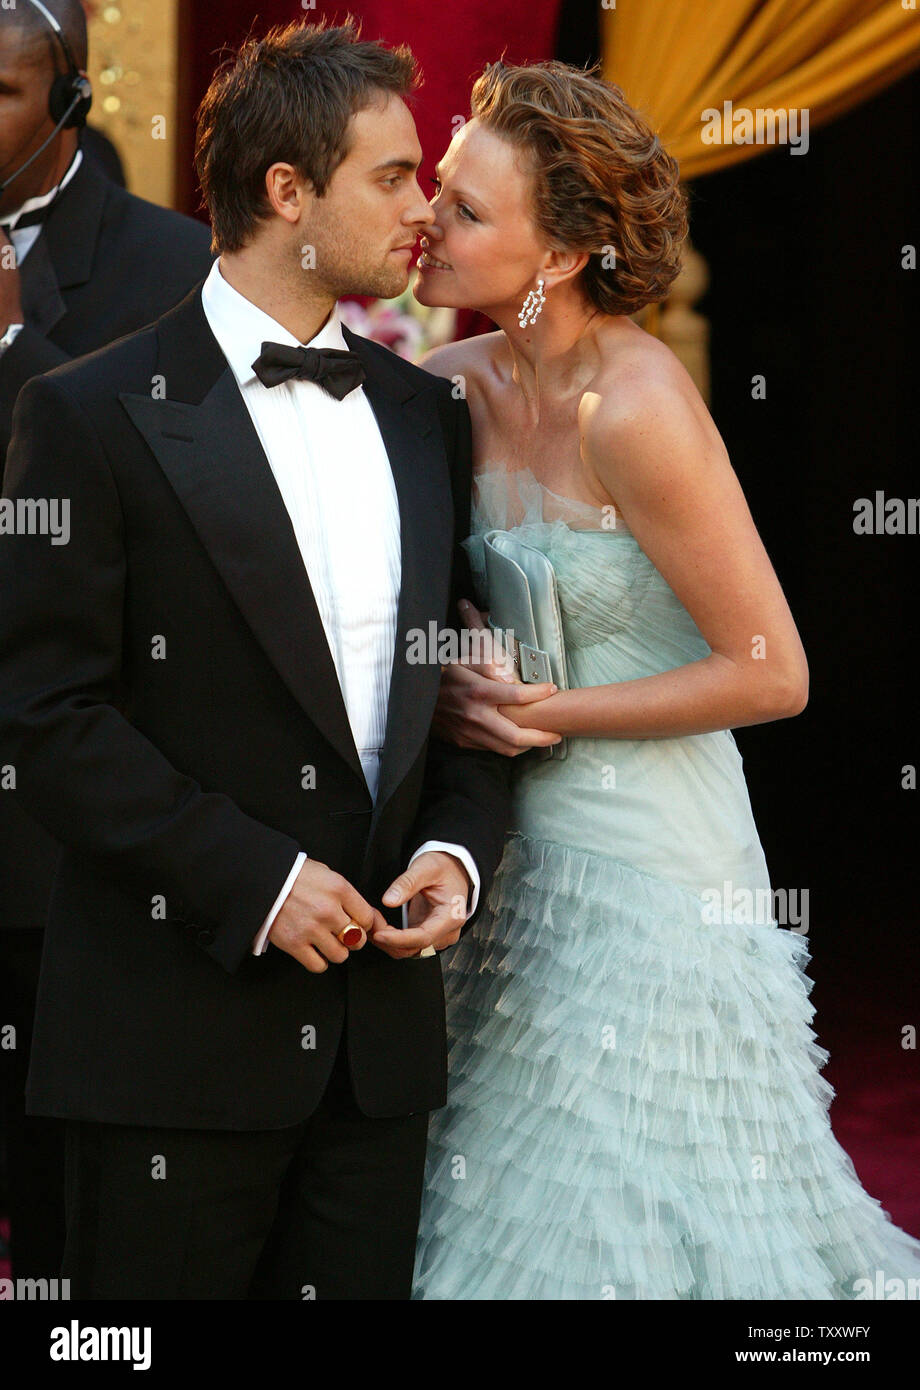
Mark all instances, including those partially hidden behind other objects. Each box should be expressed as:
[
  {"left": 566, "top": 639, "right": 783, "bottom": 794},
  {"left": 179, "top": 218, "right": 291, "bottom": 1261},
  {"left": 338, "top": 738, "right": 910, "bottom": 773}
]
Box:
[
  {"left": 0, "top": 0, "right": 212, "bottom": 1281},
  {"left": 0, "top": 20, "right": 519, "bottom": 1298}
]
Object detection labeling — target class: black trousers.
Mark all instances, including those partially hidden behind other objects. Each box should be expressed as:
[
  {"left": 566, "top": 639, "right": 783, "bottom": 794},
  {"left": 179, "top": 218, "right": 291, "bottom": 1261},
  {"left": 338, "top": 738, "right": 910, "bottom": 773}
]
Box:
[
  {"left": 62, "top": 1031, "right": 431, "bottom": 1300},
  {"left": 0, "top": 928, "right": 66, "bottom": 1281}
]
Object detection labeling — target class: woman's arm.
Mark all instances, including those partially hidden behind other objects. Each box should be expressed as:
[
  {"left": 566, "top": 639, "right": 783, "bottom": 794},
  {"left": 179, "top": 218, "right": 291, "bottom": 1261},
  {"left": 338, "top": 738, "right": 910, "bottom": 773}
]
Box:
[{"left": 498, "top": 363, "right": 808, "bottom": 741}]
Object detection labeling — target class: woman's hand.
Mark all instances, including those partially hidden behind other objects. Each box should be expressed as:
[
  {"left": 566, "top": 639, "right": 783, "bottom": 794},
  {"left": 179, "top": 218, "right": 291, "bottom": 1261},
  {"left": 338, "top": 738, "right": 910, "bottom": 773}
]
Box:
[{"left": 432, "top": 599, "right": 562, "bottom": 756}]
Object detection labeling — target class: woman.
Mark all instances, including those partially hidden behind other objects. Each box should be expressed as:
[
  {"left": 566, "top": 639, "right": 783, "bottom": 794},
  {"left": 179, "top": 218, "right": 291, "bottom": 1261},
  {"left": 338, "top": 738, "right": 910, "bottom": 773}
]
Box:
[{"left": 409, "top": 59, "right": 920, "bottom": 1299}]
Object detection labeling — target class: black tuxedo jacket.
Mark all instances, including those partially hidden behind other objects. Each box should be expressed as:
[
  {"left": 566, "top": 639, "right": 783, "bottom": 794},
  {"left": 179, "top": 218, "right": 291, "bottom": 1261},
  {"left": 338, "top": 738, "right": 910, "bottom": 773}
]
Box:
[
  {"left": 0, "top": 152, "right": 214, "bottom": 460},
  {"left": 0, "top": 283, "right": 511, "bottom": 1127},
  {"left": 0, "top": 152, "right": 214, "bottom": 936}
]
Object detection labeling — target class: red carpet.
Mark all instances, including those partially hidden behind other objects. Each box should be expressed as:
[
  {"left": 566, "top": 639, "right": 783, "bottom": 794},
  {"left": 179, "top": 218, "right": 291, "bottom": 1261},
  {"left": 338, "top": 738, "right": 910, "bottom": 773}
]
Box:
[{"left": 813, "top": 954, "right": 920, "bottom": 1238}]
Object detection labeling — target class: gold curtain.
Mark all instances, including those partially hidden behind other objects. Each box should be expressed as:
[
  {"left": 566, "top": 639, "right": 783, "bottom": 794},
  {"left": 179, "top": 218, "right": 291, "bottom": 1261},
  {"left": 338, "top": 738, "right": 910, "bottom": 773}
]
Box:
[{"left": 602, "top": 0, "right": 920, "bottom": 180}]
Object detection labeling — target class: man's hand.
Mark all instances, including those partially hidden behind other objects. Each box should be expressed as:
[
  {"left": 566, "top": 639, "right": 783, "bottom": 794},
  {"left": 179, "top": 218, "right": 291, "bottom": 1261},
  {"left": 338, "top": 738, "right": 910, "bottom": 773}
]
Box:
[
  {"left": 433, "top": 598, "right": 562, "bottom": 756},
  {"left": 372, "top": 850, "right": 472, "bottom": 959},
  {"left": 0, "top": 228, "right": 23, "bottom": 333},
  {"left": 268, "top": 858, "right": 387, "bottom": 973},
  {"left": 455, "top": 597, "right": 519, "bottom": 682}
]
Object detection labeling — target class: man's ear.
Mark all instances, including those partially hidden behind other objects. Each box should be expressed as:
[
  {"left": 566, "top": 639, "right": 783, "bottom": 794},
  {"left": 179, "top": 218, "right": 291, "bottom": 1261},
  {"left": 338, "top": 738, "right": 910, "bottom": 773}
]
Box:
[{"left": 264, "top": 162, "right": 312, "bottom": 226}]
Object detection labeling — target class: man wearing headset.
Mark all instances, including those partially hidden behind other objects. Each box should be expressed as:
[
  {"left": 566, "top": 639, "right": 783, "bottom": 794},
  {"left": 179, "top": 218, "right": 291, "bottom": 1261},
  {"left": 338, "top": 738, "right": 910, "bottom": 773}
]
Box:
[
  {"left": 0, "top": 0, "right": 212, "bottom": 1283},
  {"left": 0, "top": 1, "right": 213, "bottom": 452}
]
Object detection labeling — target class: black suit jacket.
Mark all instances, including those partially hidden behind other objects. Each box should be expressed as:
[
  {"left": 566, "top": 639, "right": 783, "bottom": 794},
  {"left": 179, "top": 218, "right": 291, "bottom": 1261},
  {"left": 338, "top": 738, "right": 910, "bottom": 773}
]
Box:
[
  {"left": 0, "top": 153, "right": 214, "bottom": 936},
  {"left": 81, "top": 127, "right": 127, "bottom": 188},
  {"left": 0, "top": 282, "right": 511, "bottom": 1127}
]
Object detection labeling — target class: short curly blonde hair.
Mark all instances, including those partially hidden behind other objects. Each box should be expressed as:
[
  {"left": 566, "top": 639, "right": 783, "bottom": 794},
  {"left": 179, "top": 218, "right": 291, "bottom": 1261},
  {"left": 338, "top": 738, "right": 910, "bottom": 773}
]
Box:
[{"left": 470, "top": 60, "right": 688, "bottom": 316}]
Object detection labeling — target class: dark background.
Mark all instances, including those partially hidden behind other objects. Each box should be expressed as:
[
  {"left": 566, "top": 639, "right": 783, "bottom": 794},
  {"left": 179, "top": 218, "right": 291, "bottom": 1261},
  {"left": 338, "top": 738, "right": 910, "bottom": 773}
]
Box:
[
  {"left": 689, "top": 72, "right": 919, "bottom": 977},
  {"left": 687, "top": 67, "right": 920, "bottom": 1221}
]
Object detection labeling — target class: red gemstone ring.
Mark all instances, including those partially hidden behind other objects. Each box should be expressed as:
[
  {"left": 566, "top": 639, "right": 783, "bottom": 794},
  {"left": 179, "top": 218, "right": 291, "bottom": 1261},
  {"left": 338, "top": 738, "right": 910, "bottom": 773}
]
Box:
[{"left": 336, "top": 921, "right": 367, "bottom": 949}]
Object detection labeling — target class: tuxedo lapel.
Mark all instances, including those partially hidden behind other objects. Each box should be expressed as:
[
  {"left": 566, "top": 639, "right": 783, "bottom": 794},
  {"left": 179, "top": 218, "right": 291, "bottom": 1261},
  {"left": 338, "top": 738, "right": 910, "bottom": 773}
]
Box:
[
  {"left": 119, "top": 292, "right": 452, "bottom": 815},
  {"left": 120, "top": 288, "right": 367, "bottom": 791},
  {"left": 18, "top": 233, "right": 67, "bottom": 337},
  {"left": 18, "top": 156, "right": 109, "bottom": 337}
]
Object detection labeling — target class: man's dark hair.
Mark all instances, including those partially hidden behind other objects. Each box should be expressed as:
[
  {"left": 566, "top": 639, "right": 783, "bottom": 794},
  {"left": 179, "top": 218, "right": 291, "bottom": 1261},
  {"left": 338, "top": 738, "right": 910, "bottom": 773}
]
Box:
[{"left": 194, "top": 18, "right": 420, "bottom": 254}]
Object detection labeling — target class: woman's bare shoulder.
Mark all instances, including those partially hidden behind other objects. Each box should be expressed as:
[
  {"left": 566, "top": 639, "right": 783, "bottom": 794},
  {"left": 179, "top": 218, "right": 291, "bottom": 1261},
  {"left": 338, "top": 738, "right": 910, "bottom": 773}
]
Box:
[
  {"left": 584, "top": 321, "right": 712, "bottom": 441},
  {"left": 418, "top": 331, "right": 507, "bottom": 387}
]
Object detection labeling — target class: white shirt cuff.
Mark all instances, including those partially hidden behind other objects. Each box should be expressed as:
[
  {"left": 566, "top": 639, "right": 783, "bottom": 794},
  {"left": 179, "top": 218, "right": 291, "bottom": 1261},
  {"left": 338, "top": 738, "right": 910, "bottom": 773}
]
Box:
[
  {"left": 252, "top": 851, "right": 307, "bottom": 955},
  {"left": 404, "top": 840, "right": 480, "bottom": 928},
  {"left": 0, "top": 322, "right": 24, "bottom": 355}
]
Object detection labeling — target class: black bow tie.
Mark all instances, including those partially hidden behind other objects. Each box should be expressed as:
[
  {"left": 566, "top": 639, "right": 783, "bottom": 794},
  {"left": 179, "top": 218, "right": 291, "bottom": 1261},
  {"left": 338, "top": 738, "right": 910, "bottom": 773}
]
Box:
[
  {"left": 0, "top": 206, "right": 47, "bottom": 235},
  {"left": 251, "top": 341, "right": 366, "bottom": 400}
]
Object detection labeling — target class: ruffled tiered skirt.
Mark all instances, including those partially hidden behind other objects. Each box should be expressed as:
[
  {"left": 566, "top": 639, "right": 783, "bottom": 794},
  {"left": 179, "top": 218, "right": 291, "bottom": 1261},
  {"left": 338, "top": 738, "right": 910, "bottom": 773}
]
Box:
[{"left": 412, "top": 831, "right": 920, "bottom": 1300}]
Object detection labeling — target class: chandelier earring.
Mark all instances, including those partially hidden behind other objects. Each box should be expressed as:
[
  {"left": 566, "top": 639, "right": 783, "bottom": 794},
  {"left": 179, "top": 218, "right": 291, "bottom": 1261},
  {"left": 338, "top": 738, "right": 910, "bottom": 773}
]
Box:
[{"left": 518, "top": 278, "right": 546, "bottom": 328}]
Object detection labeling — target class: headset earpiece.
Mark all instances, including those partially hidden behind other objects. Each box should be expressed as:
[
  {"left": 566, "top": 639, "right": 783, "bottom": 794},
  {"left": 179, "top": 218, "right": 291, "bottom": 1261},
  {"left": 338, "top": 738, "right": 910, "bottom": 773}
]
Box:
[{"left": 48, "top": 70, "right": 93, "bottom": 129}]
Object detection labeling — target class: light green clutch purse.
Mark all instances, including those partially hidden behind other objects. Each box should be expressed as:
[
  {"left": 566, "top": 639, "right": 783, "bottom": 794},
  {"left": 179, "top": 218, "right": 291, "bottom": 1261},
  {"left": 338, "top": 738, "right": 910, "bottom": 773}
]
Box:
[{"left": 482, "top": 529, "right": 569, "bottom": 761}]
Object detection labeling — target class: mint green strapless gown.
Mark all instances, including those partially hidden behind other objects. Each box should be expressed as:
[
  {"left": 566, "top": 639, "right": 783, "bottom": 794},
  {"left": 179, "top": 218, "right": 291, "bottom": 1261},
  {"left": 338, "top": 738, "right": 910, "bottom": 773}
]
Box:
[{"left": 412, "top": 467, "right": 920, "bottom": 1300}]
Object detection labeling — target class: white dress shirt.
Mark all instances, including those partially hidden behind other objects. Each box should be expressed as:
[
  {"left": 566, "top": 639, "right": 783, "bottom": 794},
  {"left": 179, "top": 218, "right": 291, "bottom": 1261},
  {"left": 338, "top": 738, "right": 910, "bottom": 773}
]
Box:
[
  {"left": 1, "top": 147, "right": 83, "bottom": 265},
  {"left": 199, "top": 259, "right": 480, "bottom": 952}
]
